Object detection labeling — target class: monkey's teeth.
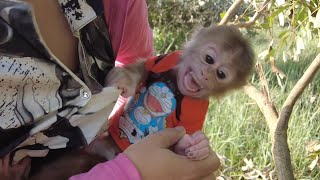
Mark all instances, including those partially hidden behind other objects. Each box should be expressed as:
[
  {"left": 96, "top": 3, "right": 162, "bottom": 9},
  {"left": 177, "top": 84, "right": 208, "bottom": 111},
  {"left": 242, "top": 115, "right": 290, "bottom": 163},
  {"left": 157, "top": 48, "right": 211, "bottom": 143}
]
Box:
[
  {"left": 190, "top": 72, "right": 203, "bottom": 89},
  {"left": 185, "top": 72, "right": 201, "bottom": 92}
]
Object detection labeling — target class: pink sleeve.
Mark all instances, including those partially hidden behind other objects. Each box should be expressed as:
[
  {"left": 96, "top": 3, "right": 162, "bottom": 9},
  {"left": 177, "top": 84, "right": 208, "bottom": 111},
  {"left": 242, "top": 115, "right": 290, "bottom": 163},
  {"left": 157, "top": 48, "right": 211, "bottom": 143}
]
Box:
[
  {"left": 103, "top": 0, "right": 154, "bottom": 66},
  {"left": 69, "top": 153, "right": 141, "bottom": 180}
]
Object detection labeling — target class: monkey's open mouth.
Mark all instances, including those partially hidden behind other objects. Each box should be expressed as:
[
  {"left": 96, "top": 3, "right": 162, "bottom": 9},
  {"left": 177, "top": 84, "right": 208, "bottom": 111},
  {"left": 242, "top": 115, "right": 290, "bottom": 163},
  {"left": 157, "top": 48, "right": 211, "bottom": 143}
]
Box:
[{"left": 184, "top": 71, "right": 202, "bottom": 92}]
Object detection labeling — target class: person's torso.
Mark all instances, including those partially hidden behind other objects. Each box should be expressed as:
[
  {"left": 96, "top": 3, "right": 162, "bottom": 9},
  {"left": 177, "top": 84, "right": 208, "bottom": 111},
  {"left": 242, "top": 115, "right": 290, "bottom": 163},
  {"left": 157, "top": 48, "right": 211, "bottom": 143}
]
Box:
[{"left": 0, "top": 0, "right": 118, "bottom": 167}]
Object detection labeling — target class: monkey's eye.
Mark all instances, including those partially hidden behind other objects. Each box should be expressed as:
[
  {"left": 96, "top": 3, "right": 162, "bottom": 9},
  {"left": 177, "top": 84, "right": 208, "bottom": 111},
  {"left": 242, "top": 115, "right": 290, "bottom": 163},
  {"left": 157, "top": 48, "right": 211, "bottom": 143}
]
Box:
[
  {"left": 217, "top": 70, "right": 226, "bottom": 79},
  {"left": 205, "top": 55, "right": 215, "bottom": 64}
]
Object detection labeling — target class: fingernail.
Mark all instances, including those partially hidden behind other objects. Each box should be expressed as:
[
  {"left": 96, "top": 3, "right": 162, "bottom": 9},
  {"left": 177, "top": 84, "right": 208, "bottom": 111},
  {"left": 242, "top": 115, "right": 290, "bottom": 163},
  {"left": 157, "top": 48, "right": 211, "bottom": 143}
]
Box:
[
  {"left": 174, "top": 126, "right": 185, "bottom": 132},
  {"left": 187, "top": 152, "right": 194, "bottom": 157}
]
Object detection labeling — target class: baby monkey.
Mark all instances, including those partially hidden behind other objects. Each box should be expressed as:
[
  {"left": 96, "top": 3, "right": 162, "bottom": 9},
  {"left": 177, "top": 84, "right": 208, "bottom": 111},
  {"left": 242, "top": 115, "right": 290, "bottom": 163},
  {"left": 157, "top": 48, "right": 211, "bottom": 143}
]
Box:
[{"left": 107, "top": 24, "right": 255, "bottom": 160}]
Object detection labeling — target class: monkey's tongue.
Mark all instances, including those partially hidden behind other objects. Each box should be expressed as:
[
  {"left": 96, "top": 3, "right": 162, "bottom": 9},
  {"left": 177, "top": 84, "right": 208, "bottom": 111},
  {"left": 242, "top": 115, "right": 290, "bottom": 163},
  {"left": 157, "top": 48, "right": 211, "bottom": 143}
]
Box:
[{"left": 184, "top": 73, "right": 200, "bottom": 92}]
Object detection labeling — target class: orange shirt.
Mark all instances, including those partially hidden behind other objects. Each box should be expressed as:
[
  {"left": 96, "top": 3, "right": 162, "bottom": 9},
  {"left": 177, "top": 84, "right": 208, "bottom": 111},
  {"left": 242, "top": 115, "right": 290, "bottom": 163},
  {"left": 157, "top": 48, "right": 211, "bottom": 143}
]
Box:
[{"left": 109, "top": 51, "right": 209, "bottom": 150}]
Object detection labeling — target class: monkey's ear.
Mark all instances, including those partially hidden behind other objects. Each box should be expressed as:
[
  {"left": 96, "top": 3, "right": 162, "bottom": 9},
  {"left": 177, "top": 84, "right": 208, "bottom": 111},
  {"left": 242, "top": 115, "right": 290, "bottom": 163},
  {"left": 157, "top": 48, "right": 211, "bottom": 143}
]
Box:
[
  {"left": 190, "top": 25, "right": 204, "bottom": 38},
  {"left": 192, "top": 25, "right": 203, "bottom": 33}
]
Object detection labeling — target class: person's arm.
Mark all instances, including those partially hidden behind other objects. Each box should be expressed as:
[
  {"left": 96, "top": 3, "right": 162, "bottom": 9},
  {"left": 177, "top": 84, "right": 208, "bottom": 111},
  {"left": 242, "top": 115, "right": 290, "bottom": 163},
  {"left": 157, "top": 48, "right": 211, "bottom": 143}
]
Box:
[
  {"left": 124, "top": 127, "right": 220, "bottom": 180},
  {"left": 103, "top": 0, "right": 154, "bottom": 66},
  {"left": 70, "top": 127, "right": 220, "bottom": 180},
  {"left": 103, "top": 0, "right": 154, "bottom": 115},
  {"left": 69, "top": 153, "right": 141, "bottom": 180}
]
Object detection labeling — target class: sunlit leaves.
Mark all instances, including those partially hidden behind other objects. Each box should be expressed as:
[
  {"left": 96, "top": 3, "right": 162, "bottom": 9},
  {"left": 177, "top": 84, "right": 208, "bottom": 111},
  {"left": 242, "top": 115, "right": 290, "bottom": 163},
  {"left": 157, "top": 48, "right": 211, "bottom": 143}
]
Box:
[
  {"left": 306, "top": 140, "right": 320, "bottom": 171},
  {"left": 258, "top": 40, "right": 275, "bottom": 61},
  {"left": 148, "top": 0, "right": 235, "bottom": 54},
  {"left": 198, "top": 0, "right": 205, "bottom": 6},
  {"left": 220, "top": 11, "right": 226, "bottom": 20},
  {"left": 253, "top": 0, "right": 320, "bottom": 64},
  {"left": 314, "top": 10, "right": 320, "bottom": 28},
  {"left": 297, "top": 6, "right": 308, "bottom": 22},
  {"left": 296, "top": 35, "right": 305, "bottom": 55}
]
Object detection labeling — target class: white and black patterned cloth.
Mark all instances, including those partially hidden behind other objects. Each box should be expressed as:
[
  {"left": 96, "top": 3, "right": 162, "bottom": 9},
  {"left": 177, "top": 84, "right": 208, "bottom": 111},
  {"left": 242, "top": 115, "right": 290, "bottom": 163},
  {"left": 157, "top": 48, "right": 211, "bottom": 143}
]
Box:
[{"left": 0, "top": 0, "right": 120, "bottom": 174}]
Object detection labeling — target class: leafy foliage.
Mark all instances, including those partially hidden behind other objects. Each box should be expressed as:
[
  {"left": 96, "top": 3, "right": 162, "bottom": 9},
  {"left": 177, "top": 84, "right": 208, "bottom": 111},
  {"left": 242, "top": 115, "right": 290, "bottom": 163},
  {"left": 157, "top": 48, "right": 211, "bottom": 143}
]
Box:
[
  {"left": 243, "top": 0, "right": 320, "bottom": 63},
  {"left": 147, "top": 0, "right": 235, "bottom": 54},
  {"left": 147, "top": 0, "right": 320, "bottom": 179}
]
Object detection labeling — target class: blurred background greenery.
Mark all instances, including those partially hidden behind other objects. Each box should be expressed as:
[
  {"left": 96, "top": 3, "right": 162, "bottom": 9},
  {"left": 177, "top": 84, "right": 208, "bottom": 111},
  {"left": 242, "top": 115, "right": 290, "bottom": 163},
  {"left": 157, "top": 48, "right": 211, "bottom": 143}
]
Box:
[{"left": 147, "top": 0, "right": 320, "bottom": 179}]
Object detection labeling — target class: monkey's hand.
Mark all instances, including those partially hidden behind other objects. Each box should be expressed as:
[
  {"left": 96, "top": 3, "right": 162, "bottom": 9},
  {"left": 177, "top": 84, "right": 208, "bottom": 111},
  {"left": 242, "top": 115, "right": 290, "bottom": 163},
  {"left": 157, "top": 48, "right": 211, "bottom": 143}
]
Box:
[
  {"left": 105, "top": 60, "right": 146, "bottom": 98},
  {"left": 173, "top": 131, "right": 210, "bottom": 161}
]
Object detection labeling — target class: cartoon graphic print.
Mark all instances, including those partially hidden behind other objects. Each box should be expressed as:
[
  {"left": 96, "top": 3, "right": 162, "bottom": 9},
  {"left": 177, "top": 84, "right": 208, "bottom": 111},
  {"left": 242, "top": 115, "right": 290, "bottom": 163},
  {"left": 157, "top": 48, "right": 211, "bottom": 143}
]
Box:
[{"left": 119, "top": 82, "right": 176, "bottom": 144}]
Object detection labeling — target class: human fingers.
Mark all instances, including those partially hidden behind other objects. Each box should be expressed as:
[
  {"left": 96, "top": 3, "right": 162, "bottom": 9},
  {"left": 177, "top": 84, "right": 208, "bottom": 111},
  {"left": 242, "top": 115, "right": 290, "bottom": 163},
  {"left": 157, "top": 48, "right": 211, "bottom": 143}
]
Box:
[
  {"left": 144, "top": 126, "right": 186, "bottom": 148},
  {"left": 185, "top": 149, "right": 220, "bottom": 179}
]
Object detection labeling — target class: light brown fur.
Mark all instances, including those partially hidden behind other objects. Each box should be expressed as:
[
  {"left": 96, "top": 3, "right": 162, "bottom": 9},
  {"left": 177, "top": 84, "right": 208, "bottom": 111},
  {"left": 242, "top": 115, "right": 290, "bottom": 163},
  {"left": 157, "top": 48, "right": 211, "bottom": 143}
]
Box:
[
  {"left": 183, "top": 25, "right": 255, "bottom": 97},
  {"left": 108, "top": 25, "right": 255, "bottom": 99}
]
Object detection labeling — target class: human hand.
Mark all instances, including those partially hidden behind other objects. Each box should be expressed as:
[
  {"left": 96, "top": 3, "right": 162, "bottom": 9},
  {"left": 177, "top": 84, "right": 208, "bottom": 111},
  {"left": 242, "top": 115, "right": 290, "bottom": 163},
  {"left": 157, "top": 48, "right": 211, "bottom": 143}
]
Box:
[
  {"left": 0, "top": 154, "right": 31, "bottom": 180},
  {"left": 174, "top": 131, "right": 210, "bottom": 161},
  {"left": 124, "top": 127, "right": 220, "bottom": 180}
]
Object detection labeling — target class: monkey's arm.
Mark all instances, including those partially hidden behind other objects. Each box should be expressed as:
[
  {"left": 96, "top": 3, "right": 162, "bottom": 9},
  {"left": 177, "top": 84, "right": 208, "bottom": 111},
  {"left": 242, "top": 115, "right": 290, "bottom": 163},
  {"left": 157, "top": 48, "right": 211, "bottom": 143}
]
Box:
[{"left": 105, "top": 59, "right": 147, "bottom": 98}]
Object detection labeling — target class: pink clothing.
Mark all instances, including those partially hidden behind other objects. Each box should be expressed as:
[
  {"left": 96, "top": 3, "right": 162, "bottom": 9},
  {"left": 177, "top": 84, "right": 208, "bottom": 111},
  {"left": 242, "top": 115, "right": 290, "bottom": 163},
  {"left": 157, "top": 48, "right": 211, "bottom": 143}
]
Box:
[
  {"left": 69, "top": 153, "right": 141, "bottom": 180},
  {"left": 103, "top": 0, "right": 154, "bottom": 66},
  {"left": 104, "top": 0, "right": 154, "bottom": 130},
  {"left": 71, "top": 1, "right": 153, "bottom": 179}
]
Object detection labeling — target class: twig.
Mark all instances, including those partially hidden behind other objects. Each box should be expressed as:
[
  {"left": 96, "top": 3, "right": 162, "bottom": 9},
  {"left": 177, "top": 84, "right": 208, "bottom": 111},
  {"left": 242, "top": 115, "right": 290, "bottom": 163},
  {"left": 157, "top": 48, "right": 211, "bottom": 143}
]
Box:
[
  {"left": 243, "top": 84, "right": 278, "bottom": 134},
  {"left": 234, "top": 0, "right": 271, "bottom": 28},
  {"left": 219, "top": 0, "right": 244, "bottom": 25},
  {"left": 256, "top": 61, "right": 272, "bottom": 102}
]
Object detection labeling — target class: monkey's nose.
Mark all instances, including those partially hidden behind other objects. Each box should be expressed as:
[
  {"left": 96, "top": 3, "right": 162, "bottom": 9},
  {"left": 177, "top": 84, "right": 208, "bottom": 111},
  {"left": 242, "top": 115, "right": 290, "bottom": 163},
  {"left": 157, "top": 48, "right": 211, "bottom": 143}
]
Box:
[{"left": 201, "top": 71, "right": 209, "bottom": 81}]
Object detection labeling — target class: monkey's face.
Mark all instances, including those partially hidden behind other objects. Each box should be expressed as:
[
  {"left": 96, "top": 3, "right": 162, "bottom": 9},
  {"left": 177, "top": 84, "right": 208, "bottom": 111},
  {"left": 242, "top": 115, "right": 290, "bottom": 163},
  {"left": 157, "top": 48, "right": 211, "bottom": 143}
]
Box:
[{"left": 175, "top": 42, "right": 236, "bottom": 99}]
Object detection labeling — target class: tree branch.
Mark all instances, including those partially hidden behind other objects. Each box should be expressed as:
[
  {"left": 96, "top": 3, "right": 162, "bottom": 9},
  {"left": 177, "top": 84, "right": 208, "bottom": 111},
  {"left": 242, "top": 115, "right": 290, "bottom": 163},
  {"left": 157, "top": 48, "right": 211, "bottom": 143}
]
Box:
[
  {"left": 219, "top": 0, "right": 244, "bottom": 25},
  {"left": 273, "top": 54, "right": 320, "bottom": 180},
  {"left": 273, "top": 131, "right": 294, "bottom": 180},
  {"left": 233, "top": 0, "right": 271, "bottom": 28},
  {"left": 256, "top": 61, "right": 272, "bottom": 102},
  {"left": 243, "top": 84, "right": 278, "bottom": 133},
  {"left": 277, "top": 53, "right": 320, "bottom": 130}
]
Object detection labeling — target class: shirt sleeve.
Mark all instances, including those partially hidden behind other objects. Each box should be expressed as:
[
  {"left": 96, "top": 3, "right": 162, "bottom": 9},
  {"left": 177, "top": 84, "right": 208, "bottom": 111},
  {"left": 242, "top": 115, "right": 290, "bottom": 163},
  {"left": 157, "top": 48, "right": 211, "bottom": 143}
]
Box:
[
  {"left": 103, "top": 0, "right": 154, "bottom": 66},
  {"left": 69, "top": 153, "right": 141, "bottom": 180}
]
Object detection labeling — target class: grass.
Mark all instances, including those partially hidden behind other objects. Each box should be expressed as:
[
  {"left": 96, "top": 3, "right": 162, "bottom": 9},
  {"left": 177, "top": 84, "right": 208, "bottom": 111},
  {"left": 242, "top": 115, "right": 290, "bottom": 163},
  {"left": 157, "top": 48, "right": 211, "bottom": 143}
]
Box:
[{"left": 203, "top": 31, "right": 320, "bottom": 179}]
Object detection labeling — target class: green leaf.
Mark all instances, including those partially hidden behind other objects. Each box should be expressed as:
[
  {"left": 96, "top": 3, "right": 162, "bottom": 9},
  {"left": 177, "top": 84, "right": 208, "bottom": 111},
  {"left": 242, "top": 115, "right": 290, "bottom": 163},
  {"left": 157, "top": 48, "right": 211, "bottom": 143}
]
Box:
[
  {"left": 283, "top": 51, "right": 288, "bottom": 62},
  {"left": 267, "top": 16, "right": 275, "bottom": 27},
  {"left": 308, "top": 155, "right": 319, "bottom": 170},
  {"left": 258, "top": 50, "right": 269, "bottom": 60},
  {"left": 270, "top": 4, "right": 290, "bottom": 19},
  {"left": 276, "top": 74, "right": 285, "bottom": 90},
  {"left": 296, "top": 35, "right": 305, "bottom": 54},
  {"left": 297, "top": 7, "right": 307, "bottom": 22},
  {"left": 269, "top": 49, "right": 276, "bottom": 57},
  {"left": 220, "top": 11, "right": 226, "bottom": 20},
  {"left": 260, "top": 23, "right": 270, "bottom": 29},
  {"left": 278, "top": 30, "right": 290, "bottom": 38},
  {"left": 278, "top": 12, "right": 285, "bottom": 26}
]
